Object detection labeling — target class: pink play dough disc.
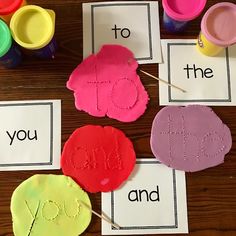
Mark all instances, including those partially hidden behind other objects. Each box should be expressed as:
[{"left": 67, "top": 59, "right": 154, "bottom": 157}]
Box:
[
  {"left": 67, "top": 45, "right": 149, "bottom": 122},
  {"left": 150, "top": 105, "right": 232, "bottom": 172}
]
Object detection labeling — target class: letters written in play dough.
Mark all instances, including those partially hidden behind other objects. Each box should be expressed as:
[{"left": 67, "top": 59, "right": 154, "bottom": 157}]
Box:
[
  {"left": 150, "top": 105, "right": 232, "bottom": 172},
  {"left": 61, "top": 125, "right": 136, "bottom": 193},
  {"left": 11, "top": 175, "right": 92, "bottom": 236},
  {"left": 67, "top": 44, "right": 149, "bottom": 122}
]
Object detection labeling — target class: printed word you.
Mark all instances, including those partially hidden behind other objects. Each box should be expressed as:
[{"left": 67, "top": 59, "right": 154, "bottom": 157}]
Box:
[{"left": 6, "top": 130, "right": 38, "bottom": 146}]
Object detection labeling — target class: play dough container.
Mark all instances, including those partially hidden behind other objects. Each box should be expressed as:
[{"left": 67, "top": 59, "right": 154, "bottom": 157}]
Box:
[
  {"left": 0, "top": 0, "right": 26, "bottom": 24},
  {"left": 0, "top": 19, "right": 22, "bottom": 68},
  {"left": 197, "top": 2, "right": 236, "bottom": 56},
  {"left": 162, "top": 0, "right": 207, "bottom": 33},
  {"left": 10, "top": 5, "right": 57, "bottom": 59}
]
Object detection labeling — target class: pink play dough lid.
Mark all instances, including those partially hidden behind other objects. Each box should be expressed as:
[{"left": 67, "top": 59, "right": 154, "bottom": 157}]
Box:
[
  {"left": 150, "top": 105, "right": 232, "bottom": 172},
  {"left": 162, "top": 0, "right": 207, "bottom": 21},
  {"left": 201, "top": 2, "right": 236, "bottom": 47}
]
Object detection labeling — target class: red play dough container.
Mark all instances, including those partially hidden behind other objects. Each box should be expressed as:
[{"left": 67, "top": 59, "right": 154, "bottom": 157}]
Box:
[{"left": 0, "top": 0, "right": 27, "bottom": 24}]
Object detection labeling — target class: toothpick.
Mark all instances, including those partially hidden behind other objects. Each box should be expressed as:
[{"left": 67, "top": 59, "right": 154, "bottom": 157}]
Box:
[
  {"left": 26, "top": 200, "right": 40, "bottom": 236},
  {"left": 78, "top": 200, "right": 120, "bottom": 230},
  {"left": 140, "top": 70, "right": 186, "bottom": 93}
]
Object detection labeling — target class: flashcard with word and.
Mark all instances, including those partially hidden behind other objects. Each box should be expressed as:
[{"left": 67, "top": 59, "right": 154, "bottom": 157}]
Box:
[{"left": 102, "top": 158, "right": 188, "bottom": 235}]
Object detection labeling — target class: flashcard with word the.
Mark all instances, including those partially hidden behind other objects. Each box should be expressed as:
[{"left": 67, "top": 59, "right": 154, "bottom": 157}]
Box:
[
  {"left": 83, "top": 1, "right": 162, "bottom": 64},
  {"left": 159, "top": 39, "right": 236, "bottom": 105},
  {"left": 0, "top": 100, "right": 61, "bottom": 171},
  {"left": 102, "top": 158, "right": 188, "bottom": 235}
]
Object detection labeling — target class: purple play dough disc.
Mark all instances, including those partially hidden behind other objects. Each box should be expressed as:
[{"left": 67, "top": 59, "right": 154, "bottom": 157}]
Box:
[{"left": 150, "top": 105, "right": 232, "bottom": 172}]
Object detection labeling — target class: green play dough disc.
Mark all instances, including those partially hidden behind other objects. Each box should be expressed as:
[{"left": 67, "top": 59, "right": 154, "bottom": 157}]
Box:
[{"left": 11, "top": 175, "right": 92, "bottom": 236}]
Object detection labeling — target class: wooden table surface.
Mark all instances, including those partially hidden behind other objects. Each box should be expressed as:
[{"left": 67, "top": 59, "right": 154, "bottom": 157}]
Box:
[{"left": 0, "top": 0, "right": 236, "bottom": 235}]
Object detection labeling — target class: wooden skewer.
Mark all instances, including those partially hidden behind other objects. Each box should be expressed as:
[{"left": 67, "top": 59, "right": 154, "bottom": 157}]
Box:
[
  {"left": 78, "top": 200, "right": 120, "bottom": 230},
  {"left": 140, "top": 69, "right": 187, "bottom": 93}
]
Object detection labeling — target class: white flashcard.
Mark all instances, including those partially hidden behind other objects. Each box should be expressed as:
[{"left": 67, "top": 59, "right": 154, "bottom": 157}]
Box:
[
  {"left": 0, "top": 100, "right": 61, "bottom": 171},
  {"left": 83, "top": 1, "right": 162, "bottom": 64},
  {"left": 102, "top": 158, "right": 188, "bottom": 235},
  {"left": 159, "top": 39, "right": 236, "bottom": 105}
]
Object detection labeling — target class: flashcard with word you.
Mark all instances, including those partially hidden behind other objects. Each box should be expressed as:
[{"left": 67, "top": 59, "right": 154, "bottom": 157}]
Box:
[
  {"left": 159, "top": 39, "right": 236, "bottom": 105},
  {"left": 83, "top": 1, "right": 162, "bottom": 64},
  {"left": 102, "top": 158, "right": 188, "bottom": 235},
  {"left": 0, "top": 100, "right": 61, "bottom": 171}
]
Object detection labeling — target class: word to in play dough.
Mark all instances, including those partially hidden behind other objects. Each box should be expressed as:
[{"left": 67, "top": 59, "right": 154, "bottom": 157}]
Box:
[{"left": 67, "top": 45, "right": 149, "bottom": 122}]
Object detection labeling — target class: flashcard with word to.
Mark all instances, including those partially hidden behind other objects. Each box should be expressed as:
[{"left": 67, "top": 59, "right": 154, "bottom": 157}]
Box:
[
  {"left": 0, "top": 100, "right": 61, "bottom": 171},
  {"left": 102, "top": 158, "right": 188, "bottom": 235},
  {"left": 159, "top": 39, "right": 236, "bottom": 105},
  {"left": 83, "top": 1, "right": 162, "bottom": 64}
]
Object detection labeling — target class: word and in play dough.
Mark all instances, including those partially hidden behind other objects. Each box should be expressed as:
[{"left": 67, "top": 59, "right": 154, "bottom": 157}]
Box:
[
  {"left": 61, "top": 125, "right": 136, "bottom": 193},
  {"left": 11, "top": 175, "right": 91, "bottom": 236},
  {"left": 67, "top": 45, "right": 149, "bottom": 122},
  {"left": 150, "top": 105, "right": 232, "bottom": 172}
]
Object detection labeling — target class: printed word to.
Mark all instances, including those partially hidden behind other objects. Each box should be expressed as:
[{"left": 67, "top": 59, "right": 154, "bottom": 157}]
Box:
[
  {"left": 183, "top": 64, "right": 214, "bottom": 79},
  {"left": 111, "top": 24, "right": 131, "bottom": 39},
  {"left": 128, "top": 186, "right": 160, "bottom": 202}
]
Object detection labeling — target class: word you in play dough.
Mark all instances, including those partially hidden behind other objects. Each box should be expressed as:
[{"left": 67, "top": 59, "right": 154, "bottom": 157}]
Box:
[
  {"left": 67, "top": 45, "right": 149, "bottom": 122},
  {"left": 61, "top": 125, "right": 136, "bottom": 193},
  {"left": 150, "top": 105, "right": 232, "bottom": 172},
  {"left": 11, "top": 175, "right": 91, "bottom": 236}
]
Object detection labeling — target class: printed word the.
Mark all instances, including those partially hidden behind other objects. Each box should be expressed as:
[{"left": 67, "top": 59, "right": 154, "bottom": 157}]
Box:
[
  {"left": 183, "top": 64, "right": 214, "bottom": 79},
  {"left": 6, "top": 130, "right": 38, "bottom": 146},
  {"left": 111, "top": 24, "right": 131, "bottom": 39},
  {"left": 128, "top": 186, "right": 160, "bottom": 202}
]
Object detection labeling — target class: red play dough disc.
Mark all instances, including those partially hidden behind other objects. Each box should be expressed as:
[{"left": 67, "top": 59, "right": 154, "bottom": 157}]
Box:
[{"left": 61, "top": 125, "right": 136, "bottom": 193}]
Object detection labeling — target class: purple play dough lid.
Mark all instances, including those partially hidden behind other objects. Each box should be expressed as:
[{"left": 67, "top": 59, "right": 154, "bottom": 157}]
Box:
[{"left": 150, "top": 105, "right": 232, "bottom": 172}]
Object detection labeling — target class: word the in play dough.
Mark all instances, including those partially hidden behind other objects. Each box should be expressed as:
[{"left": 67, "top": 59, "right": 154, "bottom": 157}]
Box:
[
  {"left": 150, "top": 105, "right": 232, "bottom": 172},
  {"left": 11, "top": 175, "right": 91, "bottom": 236},
  {"left": 61, "top": 125, "right": 136, "bottom": 193},
  {"left": 67, "top": 45, "right": 149, "bottom": 122}
]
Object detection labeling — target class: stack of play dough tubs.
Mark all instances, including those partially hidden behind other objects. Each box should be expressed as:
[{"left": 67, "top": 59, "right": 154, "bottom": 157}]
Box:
[
  {"left": 0, "top": 2, "right": 57, "bottom": 69},
  {"left": 10, "top": 5, "right": 57, "bottom": 59}
]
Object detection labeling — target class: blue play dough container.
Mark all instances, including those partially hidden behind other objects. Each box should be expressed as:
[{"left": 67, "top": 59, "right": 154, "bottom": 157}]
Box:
[
  {"left": 0, "top": 42, "right": 22, "bottom": 68},
  {"left": 163, "top": 11, "right": 188, "bottom": 33},
  {"left": 162, "top": 0, "right": 207, "bottom": 33},
  {"left": 0, "top": 19, "right": 22, "bottom": 68},
  {"left": 33, "top": 37, "right": 58, "bottom": 59}
]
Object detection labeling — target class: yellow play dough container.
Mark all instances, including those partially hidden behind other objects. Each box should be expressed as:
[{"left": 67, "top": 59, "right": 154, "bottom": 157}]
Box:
[
  {"left": 10, "top": 5, "right": 57, "bottom": 58},
  {"left": 197, "top": 32, "right": 224, "bottom": 56},
  {"left": 197, "top": 2, "right": 236, "bottom": 56}
]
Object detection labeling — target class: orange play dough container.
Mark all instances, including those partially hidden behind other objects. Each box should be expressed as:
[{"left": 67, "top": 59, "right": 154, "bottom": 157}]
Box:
[{"left": 0, "top": 0, "right": 27, "bottom": 24}]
